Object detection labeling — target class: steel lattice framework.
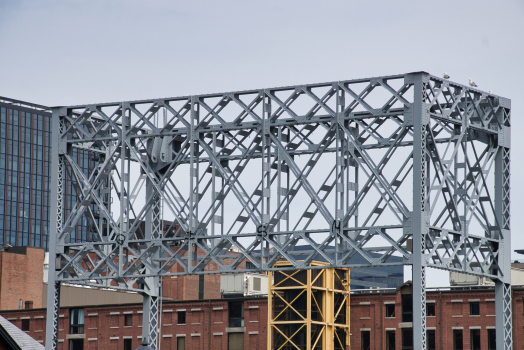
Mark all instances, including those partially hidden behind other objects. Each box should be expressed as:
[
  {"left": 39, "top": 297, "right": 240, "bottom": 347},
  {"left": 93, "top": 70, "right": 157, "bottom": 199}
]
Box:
[{"left": 45, "top": 72, "right": 511, "bottom": 350}]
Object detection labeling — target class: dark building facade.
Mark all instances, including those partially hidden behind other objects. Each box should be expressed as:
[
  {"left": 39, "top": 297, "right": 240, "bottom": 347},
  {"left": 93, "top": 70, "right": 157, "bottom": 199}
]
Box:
[
  {"left": 0, "top": 97, "right": 52, "bottom": 250},
  {"left": 289, "top": 245, "right": 404, "bottom": 291},
  {"left": 0, "top": 97, "right": 97, "bottom": 251}
]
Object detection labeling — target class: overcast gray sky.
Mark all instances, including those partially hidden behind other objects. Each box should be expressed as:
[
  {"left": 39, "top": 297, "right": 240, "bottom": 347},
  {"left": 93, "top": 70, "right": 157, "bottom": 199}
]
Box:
[{"left": 1, "top": 0, "right": 523, "bottom": 286}]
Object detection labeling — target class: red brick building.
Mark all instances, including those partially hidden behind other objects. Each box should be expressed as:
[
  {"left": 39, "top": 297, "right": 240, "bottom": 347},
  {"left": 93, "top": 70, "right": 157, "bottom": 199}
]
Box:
[
  {"left": 350, "top": 281, "right": 524, "bottom": 350},
  {"left": 0, "top": 246, "right": 44, "bottom": 310},
  {"left": 4, "top": 246, "right": 524, "bottom": 350},
  {"left": 161, "top": 257, "right": 251, "bottom": 301},
  {"left": 1, "top": 297, "right": 267, "bottom": 350},
  {"left": 4, "top": 279, "right": 524, "bottom": 349}
]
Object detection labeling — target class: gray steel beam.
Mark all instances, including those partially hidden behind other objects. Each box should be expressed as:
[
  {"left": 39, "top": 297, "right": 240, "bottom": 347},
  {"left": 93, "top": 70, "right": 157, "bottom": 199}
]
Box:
[
  {"left": 141, "top": 176, "right": 161, "bottom": 349},
  {"left": 495, "top": 119, "right": 512, "bottom": 349},
  {"left": 45, "top": 72, "right": 511, "bottom": 350},
  {"left": 45, "top": 109, "right": 64, "bottom": 350},
  {"left": 412, "top": 72, "right": 428, "bottom": 350}
]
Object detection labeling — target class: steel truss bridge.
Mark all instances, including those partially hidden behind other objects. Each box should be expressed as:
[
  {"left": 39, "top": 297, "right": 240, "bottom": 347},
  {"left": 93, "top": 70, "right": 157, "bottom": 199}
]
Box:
[{"left": 45, "top": 72, "right": 512, "bottom": 350}]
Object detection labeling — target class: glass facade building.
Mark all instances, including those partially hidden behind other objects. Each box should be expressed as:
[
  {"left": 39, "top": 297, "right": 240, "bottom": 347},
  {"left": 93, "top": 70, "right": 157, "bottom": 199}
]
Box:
[
  {"left": 0, "top": 97, "right": 95, "bottom": 251},
  {"left": 345, "top": 254, "right": 404, "bottom": 291},
  {"left": 289, "top": 245, "right": 404, "bottom": 291},
  {"left": 0, "top": 99, "right": 52, "bottom": 250}
]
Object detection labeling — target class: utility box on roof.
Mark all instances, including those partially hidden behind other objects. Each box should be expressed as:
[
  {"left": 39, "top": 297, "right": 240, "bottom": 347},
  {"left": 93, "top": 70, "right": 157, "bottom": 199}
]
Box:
[{"left": 220, "top": 273, "right": 268, "bottom": 297}]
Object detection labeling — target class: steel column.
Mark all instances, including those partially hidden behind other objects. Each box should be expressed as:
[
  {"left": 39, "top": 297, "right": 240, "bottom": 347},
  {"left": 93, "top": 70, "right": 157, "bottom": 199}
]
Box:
[
  {"left": 412, "top": 72, "right": 428, "bottom": 350},
  {"left": 141, "top": 179, "right": 161, "bottom": 348},
  {"left": 495, "top": 126, "right": 512, "bottom": 349},
  {"left": 45, "top": 109, "right": 65, "bottom": 350}
]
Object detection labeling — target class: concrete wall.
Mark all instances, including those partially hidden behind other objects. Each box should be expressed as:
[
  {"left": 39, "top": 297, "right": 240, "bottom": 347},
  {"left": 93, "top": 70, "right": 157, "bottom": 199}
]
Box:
[
  {"left": 511, "top": 267, "right": 524, "bottom": 285},
  {"left": 42, "top": 284, "right": 144, "bottom": 308},
  {"left": 450, "top": 264, "right": 524, "bottom": 287}
]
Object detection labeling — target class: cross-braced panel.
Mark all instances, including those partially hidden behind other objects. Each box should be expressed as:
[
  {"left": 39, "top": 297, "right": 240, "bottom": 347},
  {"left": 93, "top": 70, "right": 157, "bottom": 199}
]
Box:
[{"left": 50, "top": 72, "right": 510, "bottom": 294}]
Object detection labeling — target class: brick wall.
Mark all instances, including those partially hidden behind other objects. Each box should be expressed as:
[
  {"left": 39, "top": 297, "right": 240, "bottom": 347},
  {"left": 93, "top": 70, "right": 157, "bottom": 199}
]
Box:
[
  {"left": 162, "top": 251, "right": 252, "bottom": 301},
  {"left": 0, "top": 247, "right": 44, "bottom": 310},
  {"left": 0, "top": 297, "right": 268, "bottom": 349},
  {"left": 350, "top": 283, "right": 524, "bottom": 350}
]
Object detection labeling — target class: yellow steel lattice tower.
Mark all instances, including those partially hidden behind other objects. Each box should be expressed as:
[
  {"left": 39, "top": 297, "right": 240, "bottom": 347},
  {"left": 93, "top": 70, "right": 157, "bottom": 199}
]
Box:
[{"left": 267, "top": 261, "right": 350, "bottom": 350}]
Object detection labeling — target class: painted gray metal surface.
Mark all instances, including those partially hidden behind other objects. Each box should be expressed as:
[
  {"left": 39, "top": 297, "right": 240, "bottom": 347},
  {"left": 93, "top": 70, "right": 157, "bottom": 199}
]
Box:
[{"left": 45, "top": 72, "right": 511, "bottom": 350}]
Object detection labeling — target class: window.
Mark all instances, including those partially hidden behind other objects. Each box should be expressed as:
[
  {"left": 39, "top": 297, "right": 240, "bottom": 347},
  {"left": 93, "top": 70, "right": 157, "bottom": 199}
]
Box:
[
  {"left": 469, "top": 302, "right": 480, "bottom": 316},
  {"left": 177, "top": 311, "right": 186, "bottom": 324},
  {"left": 401, "top": 328, "right": 413, "bottom": 350},
  {"left": 198, "top": 274, "right": 204, "bottom": 299},
  {"left": 69, "top": 339, "right": 84, "bottom": 350},
  {"left": 401, "top": 294, "right": 413, "bottom": 322},
  {"left": 386, "top": 330, "right": 395, "bottom": 350},
  {"left": 177, "top": 336, "right": 185, "bottom": 350},
  {"left": 124, "top": 314, "right": 132, "bottom": 327},
  {"left": 470, "top": 329, "right": 480, "bottom": 350},
  {"left": 246, "top": 261, "right": 256, "bottom": 270},
  {"left": 453, "top": 329, "right": 463, "bottom": 350},
  {"left": 427, "top": 330, "right": 435, "bottom": 350},
  {"left": 385, "top": 304, "right": 395, "bottom": 318},
  {"left": 487, "top": 329, "right": 496, "bottom": 350},
  {"left": 426, "top": 303, "right": 436, "bottom": 317},
  {"left": 229, "top": 301, "right": 244, "bottom": 327},
  {"left": 70, "top": 308, "right": 84, "bottom": 334},
  {"left": 228, "top": 333, "right": 244, "bottom": 350},
  {"left": 361, "top": 330, "right": 370, "bottom": 350},
  {"left": 21, "top": 319, "right": 29, "bottom": 331},
  {"left": 124, "top": 338, "right": 132, "bottom": 350}
]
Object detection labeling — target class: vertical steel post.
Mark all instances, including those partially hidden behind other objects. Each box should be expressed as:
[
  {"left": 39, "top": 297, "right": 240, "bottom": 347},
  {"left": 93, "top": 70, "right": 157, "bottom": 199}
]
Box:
[
  {"left": 262, "top": 92, "right": 272, "bottom": 242},
  {"left": 141, "top": 179, "right": 161, "bottom": 348},
  {"left": 495, "top": 115, "right": 512, "bottom": 349},
  {"left": 189, "top": 97, "right": 199, "bottom": 271},
  {"left": 335, "top": 86, "right": 346, "bottom": 258},
  {"left": 45, "top": 108, "right": 64, "bottom": 350},
  {"left": 412, "top": 72, "right": 428, "bottom": 350},
  {"left": 141, "top": 293, "right": 159, "bottom": 347}
]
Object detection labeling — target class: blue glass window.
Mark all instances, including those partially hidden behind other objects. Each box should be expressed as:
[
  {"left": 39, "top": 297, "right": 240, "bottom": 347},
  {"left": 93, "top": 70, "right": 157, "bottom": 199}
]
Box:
[
  {"left": 11, "top": 110, "right": 19, "bottom": 126},
  {"left": 8, "top": 232, "right": 16, "bottom": 245},
  {"left": 11, "top": 157, "right": 18, "bottom": 172},
  {"left": 22, "top": 233, "right": 29, "bottom": 246},
  {"left": 10, "top": 217, "right": 17, "bottom": 231},
  {"left": 12, "top": 126, "right": 19, "bottom": 141},
  {"left": 12, "top": 141, "right": 18, "bottom": 156},
  {"left": 37, "top": 115, "right": 44, "bottom": 130},
  {"left": 25, "top": 112, "right": 32, "bottom": 128}
]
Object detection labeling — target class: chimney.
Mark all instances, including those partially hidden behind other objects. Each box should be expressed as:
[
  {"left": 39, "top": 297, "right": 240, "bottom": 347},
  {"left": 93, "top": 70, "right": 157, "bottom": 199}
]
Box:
[{"left": 25, "top": 301, "right": 33, "bottom": 309}]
